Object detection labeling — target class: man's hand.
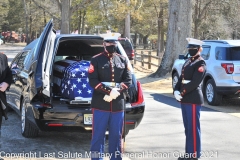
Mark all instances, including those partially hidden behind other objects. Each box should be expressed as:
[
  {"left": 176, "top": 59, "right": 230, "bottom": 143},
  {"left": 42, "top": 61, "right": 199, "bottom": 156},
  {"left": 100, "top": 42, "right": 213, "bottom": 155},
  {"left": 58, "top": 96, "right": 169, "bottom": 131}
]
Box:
[
  {"left": 110, "top": 88, "right": 120, "bottom": 99},
  {"left": 0, "top": 82, "right": 9, "bottom": 92},
  {"left": 103, "top": 95, "right": 113, "bottom": 102},
  {"left": 174, "top": 90, "right": 182, "bottom": 101}
]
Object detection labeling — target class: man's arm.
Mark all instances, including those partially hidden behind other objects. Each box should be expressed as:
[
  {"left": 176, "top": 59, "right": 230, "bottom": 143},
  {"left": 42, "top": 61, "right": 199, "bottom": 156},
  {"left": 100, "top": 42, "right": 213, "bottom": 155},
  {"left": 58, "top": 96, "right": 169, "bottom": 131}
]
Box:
[
  {"left": 119, "top": 59, "right": 132, "bottom": 93},
  {"left": 88, "top": 57, "right": 112, "bottom": 95}
]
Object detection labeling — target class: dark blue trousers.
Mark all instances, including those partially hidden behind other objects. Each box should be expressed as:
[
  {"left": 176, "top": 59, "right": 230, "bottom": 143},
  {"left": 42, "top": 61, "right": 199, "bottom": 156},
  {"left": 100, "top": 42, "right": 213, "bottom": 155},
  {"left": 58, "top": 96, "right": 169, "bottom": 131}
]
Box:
[
  {"left": 181, "top": 103, "right": 201, "bottom": 158},
  {"left": 90, "top": 109, "right": 124, "bottom": 160}
]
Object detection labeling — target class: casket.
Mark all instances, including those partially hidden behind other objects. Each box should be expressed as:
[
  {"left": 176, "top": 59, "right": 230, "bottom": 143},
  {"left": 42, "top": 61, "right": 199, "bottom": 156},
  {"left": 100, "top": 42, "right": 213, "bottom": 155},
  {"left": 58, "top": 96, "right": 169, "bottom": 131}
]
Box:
[{"left": 53, "top": 60, "right": 93, "bottom": 100}]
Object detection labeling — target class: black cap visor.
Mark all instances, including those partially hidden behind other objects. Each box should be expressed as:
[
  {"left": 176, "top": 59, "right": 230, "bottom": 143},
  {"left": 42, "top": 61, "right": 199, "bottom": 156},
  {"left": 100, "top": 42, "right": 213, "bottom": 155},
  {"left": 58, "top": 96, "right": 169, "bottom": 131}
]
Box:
[
  {"left": 187, "top": 44, "right": 200, "bottom": 48},
  {"left": 104, "top": 40, "right": 117, "bottom": 44}
]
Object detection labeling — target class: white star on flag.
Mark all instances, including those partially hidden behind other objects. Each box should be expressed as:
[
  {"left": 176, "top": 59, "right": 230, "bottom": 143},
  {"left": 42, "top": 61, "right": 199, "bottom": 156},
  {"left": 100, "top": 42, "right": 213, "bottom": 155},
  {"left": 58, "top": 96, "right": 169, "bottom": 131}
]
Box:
[
  {"left": 87, "top": 89, "right": 92, "bottom": 94},
  {"left": 77, "top": 78, "right": 81, "bottom": 83},
  {"left": 73, "top": 83, "right": 77, "bottom": 88},
  {"left": 78, "top": 90, "right": 82, "bottom": 94},
  {"left": 81, "top": 72, "right": 85, "bottom": 77},
  {"left": 82, "top": 83, "right": 86, "bottom": 88}
]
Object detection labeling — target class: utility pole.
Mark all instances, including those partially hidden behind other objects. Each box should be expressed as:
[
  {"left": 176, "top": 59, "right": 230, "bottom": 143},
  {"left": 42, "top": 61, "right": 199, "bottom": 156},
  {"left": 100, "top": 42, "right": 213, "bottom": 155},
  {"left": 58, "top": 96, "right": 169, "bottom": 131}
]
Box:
[{"left": 125, "top": 0, "right": 130, "bottom": 38}]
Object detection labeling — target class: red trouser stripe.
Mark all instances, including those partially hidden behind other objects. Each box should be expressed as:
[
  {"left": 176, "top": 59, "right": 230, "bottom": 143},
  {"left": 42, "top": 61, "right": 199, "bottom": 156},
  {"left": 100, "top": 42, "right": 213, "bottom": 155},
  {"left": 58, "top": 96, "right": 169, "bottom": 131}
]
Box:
[
  {"left": 91, "top": 109, "right": 94, "bottom": 139},
  {"left": 192, "top": 104, "right": 197, "bottom": 155}
]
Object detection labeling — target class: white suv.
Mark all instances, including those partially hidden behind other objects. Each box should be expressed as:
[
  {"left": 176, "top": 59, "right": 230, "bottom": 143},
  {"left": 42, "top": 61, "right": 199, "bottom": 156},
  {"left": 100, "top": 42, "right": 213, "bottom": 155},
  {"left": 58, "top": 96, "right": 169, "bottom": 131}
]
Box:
[{"left": 172, "top": 40, "right": 240, "bottom": 106}]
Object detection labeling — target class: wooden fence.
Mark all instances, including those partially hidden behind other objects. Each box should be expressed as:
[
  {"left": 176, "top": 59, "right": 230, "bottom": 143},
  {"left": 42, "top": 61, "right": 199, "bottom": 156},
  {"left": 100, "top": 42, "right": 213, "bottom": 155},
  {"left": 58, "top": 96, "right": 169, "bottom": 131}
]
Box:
[{"left": 134, "top": 51, "right": 162, "bottom": 69}]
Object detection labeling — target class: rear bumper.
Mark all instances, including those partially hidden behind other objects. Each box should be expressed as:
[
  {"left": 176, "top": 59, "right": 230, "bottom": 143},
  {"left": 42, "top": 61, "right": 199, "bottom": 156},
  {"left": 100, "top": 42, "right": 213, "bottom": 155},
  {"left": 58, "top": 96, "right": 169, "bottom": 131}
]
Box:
[
  {"left": 216, "top": 86, "right": 240, "bottom": 96},
  {"left": 31, "top": 103, "right": 145, "bottom": 132}
]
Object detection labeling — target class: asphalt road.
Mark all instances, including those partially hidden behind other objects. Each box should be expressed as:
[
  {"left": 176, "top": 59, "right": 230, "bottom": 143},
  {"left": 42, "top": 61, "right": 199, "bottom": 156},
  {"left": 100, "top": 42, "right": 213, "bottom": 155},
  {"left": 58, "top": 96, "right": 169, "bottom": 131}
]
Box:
[{"left": 1, "top": 44, "right": 240, "bottom": 160}]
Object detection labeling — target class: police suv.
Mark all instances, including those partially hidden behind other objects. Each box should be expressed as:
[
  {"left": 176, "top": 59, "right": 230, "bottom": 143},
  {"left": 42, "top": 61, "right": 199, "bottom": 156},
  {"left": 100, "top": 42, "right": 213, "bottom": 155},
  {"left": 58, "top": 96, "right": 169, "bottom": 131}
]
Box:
[{"left": 172, "top": 40, "right": 240, "bottom": 106}]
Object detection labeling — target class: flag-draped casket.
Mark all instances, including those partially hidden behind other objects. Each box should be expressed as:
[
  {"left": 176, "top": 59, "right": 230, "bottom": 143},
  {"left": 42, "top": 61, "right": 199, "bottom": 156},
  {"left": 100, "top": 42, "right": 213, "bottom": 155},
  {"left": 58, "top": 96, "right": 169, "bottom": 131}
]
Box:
[{"left": 53, "top": 60, "right": 93, "bottom": 100}]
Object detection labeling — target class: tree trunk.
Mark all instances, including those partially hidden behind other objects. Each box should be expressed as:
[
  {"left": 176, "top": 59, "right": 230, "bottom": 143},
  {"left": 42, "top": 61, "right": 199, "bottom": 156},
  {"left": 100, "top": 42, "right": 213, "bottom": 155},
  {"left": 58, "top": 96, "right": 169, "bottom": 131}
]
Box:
[
  {"left": 81, "top": 10, "right": 86, "bottom": 34},
  {"left": 22, "top": 0, "right": 30, "bottom": 44},
  {"left": 133, "top": 32, "right": 138, "bottom": 48},
  {"left": 151, "top": 0, "right": 192, "bottom": 78},
  {"left": 143, "top": 35, "right": 149, "bottom": 49},
  {"left": 78, "top": 11, "right": 82, "bottom": 34},
  {"left": 124, "top": 0, "right": 131, "bottom": 38},
  {"left": 61, "top": 0, "right": 70, "bottom": 34},
  {"left": 160, "top": 7, "right": 165, "bottom": 53},
  {"left": 157, "top": 4, "right": 164, "bottom": 56}
]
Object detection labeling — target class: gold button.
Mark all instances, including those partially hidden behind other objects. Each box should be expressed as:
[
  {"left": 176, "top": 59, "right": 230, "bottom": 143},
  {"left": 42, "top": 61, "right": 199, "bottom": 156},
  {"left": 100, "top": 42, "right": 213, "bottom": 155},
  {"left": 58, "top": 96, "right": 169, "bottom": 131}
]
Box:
[{"left": 112, "top": 79, "right": 114, "bottom": 81}]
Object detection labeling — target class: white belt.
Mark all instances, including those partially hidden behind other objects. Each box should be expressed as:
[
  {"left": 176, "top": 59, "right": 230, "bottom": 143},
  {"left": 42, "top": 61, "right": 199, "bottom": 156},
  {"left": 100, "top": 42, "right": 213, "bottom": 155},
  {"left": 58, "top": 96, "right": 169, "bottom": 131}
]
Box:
[
  {"left": 182, "top": 80, "right": 191, "bottom": 84},
  {"left": 102, "top": 82, "right": 120, "bottom": 87}
]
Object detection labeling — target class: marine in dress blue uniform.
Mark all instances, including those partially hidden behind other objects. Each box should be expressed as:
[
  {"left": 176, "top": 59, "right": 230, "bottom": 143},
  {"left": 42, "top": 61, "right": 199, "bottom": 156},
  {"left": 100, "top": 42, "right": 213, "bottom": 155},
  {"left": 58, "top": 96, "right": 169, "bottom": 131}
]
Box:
[
  {"left": 0, "top": 53, "right": 12, "bottom": 137},
  {"left": 88, "top": 33, "right": 132, "bottom": 160},
  {"left": 174, "top": 38, "right": 206, "bottom": 160}
]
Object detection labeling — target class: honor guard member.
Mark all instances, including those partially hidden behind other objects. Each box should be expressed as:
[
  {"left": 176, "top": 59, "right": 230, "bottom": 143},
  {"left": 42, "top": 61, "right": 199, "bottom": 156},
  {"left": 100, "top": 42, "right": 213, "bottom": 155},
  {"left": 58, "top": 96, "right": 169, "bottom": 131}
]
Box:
[
  {"left": 0, "top": 52, "right": 12, "bottom": 137},
  {"left": 174, "top": 38, "right": 206, "bottom": 160},
  {"left": 88, "top": 32, "right": 132, "bottom": 160}
]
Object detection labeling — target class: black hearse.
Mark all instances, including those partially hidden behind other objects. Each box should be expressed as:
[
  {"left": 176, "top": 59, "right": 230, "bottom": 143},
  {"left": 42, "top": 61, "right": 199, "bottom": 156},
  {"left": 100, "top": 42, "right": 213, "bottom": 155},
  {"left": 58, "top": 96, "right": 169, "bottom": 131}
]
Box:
[{"left": 6, "top": 19, "right": 145, "bottom": 138}]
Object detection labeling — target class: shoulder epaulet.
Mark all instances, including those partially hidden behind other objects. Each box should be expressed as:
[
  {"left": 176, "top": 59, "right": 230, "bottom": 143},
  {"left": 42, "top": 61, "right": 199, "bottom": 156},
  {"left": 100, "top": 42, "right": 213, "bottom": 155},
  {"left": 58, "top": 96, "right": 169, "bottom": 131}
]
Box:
[{"left": 92, "top": 52, "right": 103, "bottom": 58}]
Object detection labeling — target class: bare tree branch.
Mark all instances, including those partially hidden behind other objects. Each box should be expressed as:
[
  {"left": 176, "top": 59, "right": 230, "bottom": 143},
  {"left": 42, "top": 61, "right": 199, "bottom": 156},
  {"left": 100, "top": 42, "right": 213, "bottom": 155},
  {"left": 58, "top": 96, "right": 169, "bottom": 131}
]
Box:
[
  {"left": 153, "top": 2, "right": 159, "bottom": 19},
  {"left": 198, "top": 1, "right": 212, "bottom": 20},
  {"left": 70, "top": 0, "right": 94, "bottom": 15},
  {"left": 31, "top": 0, "right": 60, "bottom": 21},
  {"left": 54, "top": 0, "right": 62, "bottom": 11}
]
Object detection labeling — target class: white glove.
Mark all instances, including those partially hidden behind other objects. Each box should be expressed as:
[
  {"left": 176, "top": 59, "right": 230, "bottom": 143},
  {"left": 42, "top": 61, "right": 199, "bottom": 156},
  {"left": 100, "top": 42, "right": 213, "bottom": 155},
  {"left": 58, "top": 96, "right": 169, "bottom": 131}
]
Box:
[
  {"left": 174, "top": 91, "right": 182, "bottom": 101},
  {"left": 110, "top": 88, "right": 120, "bottom": 99},
  {"left": 103, "top": 95, "right": 113, "bottom": 102},
  {"left": 0, "top": 82, "right": 9, "bottom": 92}
]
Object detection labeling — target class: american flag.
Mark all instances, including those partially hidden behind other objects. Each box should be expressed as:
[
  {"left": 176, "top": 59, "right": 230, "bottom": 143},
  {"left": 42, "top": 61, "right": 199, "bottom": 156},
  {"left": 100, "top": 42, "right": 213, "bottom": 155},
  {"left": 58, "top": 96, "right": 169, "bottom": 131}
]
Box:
[{"left": 58, "top": 60, "right": 93, "bottom": 100}]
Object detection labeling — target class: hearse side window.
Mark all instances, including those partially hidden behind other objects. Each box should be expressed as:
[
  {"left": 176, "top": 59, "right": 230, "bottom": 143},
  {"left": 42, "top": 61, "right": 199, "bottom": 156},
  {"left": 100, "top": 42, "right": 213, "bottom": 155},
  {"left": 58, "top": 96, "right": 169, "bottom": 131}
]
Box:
[
  {"left": 17, "top": 51, "right": 30, "bottom": 70},
  {"left": 23, "top": 50, "right": 34, "bottom": 71},
  {"left": 11, "top": 53, "right": 21, "bottom": 69}
]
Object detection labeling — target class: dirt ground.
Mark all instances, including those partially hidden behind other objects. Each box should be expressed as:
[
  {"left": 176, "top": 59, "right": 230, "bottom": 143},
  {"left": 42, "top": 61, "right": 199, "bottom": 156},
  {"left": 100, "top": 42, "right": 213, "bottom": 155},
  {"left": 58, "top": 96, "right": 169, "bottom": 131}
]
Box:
[{"left": 133, "top": 64, "right": 173, "bottom": 98}]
